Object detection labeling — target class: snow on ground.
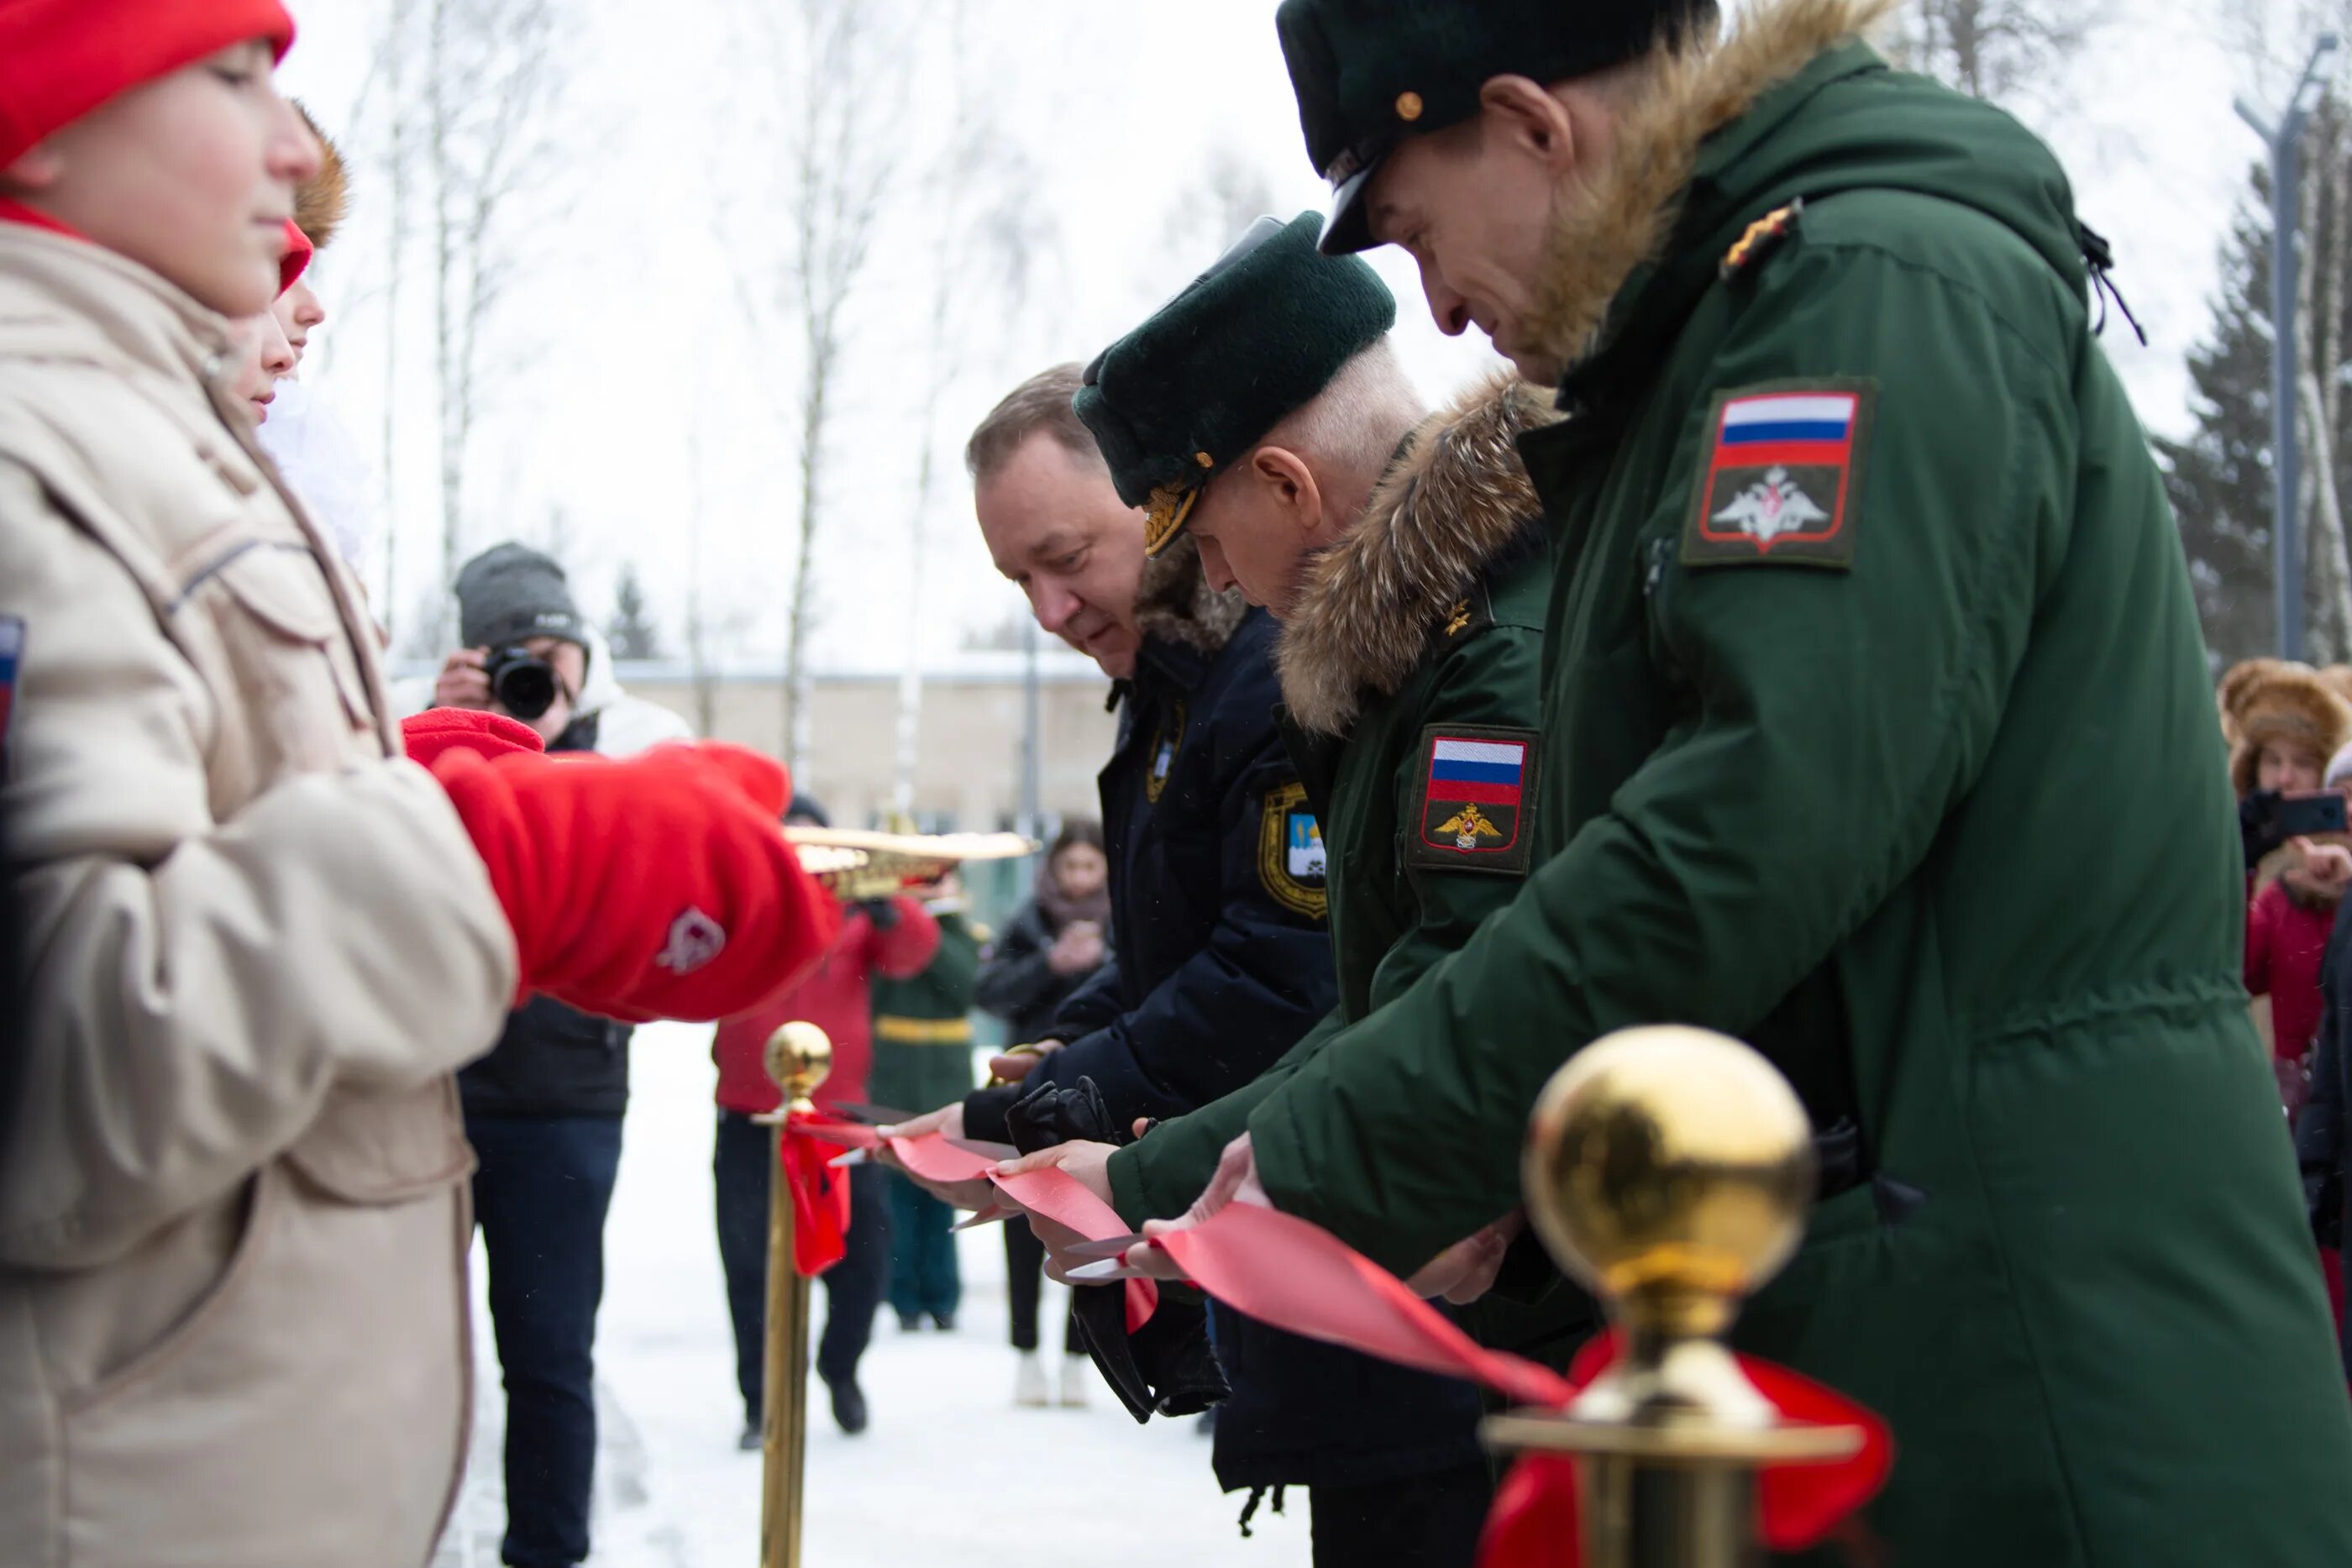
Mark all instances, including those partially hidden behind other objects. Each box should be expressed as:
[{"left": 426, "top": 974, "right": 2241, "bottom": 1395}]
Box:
[{"left": 436, "top": 1023, "right": 1307, "bottom": 1568}]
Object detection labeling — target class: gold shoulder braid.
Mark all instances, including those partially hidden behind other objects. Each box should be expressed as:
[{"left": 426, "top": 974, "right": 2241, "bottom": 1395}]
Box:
[{"left": 1143, "top": 480, "right": 1201, "bottom": 556}]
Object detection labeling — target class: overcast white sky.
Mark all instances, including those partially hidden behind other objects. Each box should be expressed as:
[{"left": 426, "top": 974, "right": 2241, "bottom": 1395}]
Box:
[{"left": 276, "top": 0, "right": 2301, "bottom": 673}]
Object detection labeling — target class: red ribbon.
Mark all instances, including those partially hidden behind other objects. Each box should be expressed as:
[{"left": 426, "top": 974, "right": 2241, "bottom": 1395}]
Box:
[
  {"left": 785, "top": 1124, "right": 1158, "bottom": 1331},
  {"left": 781, "top": 1125, "right": 1891, "bottom": 1565},
  {"left": 1156, "top": 1203, "right": 1892, "bottom": 1568},
  {"left": 779, "top": 1110, "right": 853, "bottom": 1276}
]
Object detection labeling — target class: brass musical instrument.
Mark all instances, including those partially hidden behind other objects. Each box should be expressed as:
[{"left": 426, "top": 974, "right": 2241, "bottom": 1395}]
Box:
[
  {"left": 787, "top": 826, "right": 1036, "bottom": 902},
  {"left": 1486, "top": 1025, "right": 1864, "bottom": 1568},
  {"left": 756, "top": 1022, "right": 832, "bottom": 1568}
]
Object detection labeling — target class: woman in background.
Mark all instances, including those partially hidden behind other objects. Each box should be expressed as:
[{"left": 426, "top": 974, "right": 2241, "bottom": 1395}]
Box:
[{"left": 973, "top": 819, "right": 1109, "bottom": 1407}]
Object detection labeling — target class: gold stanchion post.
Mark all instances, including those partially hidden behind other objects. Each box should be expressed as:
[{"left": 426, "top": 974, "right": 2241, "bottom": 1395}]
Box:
[
  {"left": 1484, "top": 1025, "right": 1866, "bottom": 1568},
  {"left": 757, "top": 1022, "right": 832, "bottom": 1568}
]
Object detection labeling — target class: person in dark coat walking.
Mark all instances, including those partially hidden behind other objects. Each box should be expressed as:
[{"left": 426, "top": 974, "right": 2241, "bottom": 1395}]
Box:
[
  {"left": 428, "top": 543, "right": 693, "bottom": 1568},
  {"left": 972, "top": 821, "right": 1110, "bottom": 1405}
]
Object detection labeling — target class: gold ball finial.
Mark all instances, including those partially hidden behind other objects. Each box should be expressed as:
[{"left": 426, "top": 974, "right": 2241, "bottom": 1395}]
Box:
[
  {"left": 765, "top": 1021, "right": 834, "bottom": 1112},
  {"left": 1522, "top": 1025, "right": 1814, "bottom": 1340}
]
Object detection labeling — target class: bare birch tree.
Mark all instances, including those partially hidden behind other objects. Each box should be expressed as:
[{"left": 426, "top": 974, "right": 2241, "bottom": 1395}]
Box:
[
  {"left": 1898, "top": 0, "right": 2105, "bottom": 112},
  {"left": 1149, "top": 144, "right": 1279, "bottom": 302},
  {"left": 413, "top": 0, "right": 570, "bottom": 646},
  {"left": 732, "top": 0, "right": 911, "bottom": 774},
  {"left": 890, "top": 1, "right": 1053, "bottom": 812},
  {"left": 378, "top": 0, "right": 413, "bottom": 637}
]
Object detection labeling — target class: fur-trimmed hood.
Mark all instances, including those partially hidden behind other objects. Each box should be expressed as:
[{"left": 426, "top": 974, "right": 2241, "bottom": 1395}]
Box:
[
  {"left": 1134, "top": 533, "right": 1250, "bottom": 658},
  {"left": 1522, "top": 0, "right": 2082, "bottom": 381},
  {"left": 1277, "top": 374, "right": 1558, "bottom": 737},
  {"left": 292, "top": 102, "right": 351, "bottom": 254},
  {"left": 1523, "top": 0, "right": 1894, "bottom": 372}
]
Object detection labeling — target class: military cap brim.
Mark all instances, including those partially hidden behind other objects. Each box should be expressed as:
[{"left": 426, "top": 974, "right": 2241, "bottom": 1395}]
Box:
[{"left": 1321, "top": 155, "right": 1388, "bottom": 255}]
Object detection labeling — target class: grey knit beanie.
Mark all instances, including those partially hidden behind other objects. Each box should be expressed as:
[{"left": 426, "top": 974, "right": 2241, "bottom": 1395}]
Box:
[{"left": 454, "top": 543, "right": 589, "bottom": 652}]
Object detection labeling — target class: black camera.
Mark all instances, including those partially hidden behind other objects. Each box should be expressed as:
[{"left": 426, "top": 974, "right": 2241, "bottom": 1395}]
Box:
[{"left": 486, "top": 645, "right": 560, "bottom": 721}]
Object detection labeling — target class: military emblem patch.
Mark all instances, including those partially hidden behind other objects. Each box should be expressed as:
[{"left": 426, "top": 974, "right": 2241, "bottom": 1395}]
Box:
[
  {"left": 1407, "top": 725, "right": 1538, "bottom": 876},
  {"left": 1144, "top": 699, "right": 1187, "bottom": 804},
  {"left": 0, "top": 616, "right": 20, "bottom": 773},
  {"left": 1683, "top": 381, "right": 1875, "bottom": 571},
  {"left": 1257, "top": 781, "right": 1328, "bottom": 920}
]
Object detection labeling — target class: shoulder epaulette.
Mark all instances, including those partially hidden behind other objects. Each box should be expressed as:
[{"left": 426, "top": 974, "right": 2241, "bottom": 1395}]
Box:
[
  {"left": 1436, "top": 579, "right": 1496, "bottom": 642},
  {"left": 1720, "top": 198, "right": 1805, "bottom": 281}
]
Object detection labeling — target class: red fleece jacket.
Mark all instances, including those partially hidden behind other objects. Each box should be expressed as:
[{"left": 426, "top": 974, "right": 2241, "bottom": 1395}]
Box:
[
  {"left": 2247, "top": 879, "right": 2336, "bottom": 1072},
  {"left": 713, "top": 896, "right": 940, "bottom": 1114}
]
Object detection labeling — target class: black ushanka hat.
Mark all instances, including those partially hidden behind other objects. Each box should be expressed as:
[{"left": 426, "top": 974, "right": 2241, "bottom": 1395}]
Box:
[{"left": 1074, "top": 212, "right": 1396, "bottom": 557}]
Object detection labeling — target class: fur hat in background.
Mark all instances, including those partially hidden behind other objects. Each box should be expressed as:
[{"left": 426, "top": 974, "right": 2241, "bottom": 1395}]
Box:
[
  {"left": 2223, "top": 659, "right": 2352, "bottom": 796},
  {"left": 2218, "top": 657, "right": 2287, "bottom": 747},
  {"left": 2327, "top": 742, "right": 2352, "bottom": 792},
  {"left": 292, "top": 101, "right": 350, "bottom": 254}
]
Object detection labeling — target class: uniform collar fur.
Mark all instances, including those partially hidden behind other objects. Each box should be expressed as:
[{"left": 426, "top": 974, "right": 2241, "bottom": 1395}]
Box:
[
  {"left": 1276, "top": 374, "right": 1557, "bottom": 737},
  {"left": 1133, "top": 533, "right": 1250, "bottom": 658},
  {"left": 1521, "top": 0, "right": 1895, "bottom": 375}
]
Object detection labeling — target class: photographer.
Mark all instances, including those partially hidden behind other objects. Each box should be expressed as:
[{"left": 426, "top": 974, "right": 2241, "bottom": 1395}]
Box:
[{"left": 428, "top": 542, "right": 690, "bottom": 1568}]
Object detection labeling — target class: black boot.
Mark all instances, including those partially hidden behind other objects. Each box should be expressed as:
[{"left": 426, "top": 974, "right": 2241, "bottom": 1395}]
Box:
[{"left": 827, "top": 1377, "right": 869, "bottom": 1435}]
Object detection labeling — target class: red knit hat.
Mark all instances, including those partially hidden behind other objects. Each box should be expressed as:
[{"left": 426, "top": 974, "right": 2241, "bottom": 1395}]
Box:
[
  {"left": 0, "top": 0, "right": 297, "bottom": 168},
  {"left": 278, "top": 218, "right": 311, "bottom": 294}
]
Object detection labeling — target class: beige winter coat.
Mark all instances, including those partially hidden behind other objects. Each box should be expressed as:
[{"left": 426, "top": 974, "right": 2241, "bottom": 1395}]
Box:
[{"left": 0, "top": 225, "right": 517, "bottom": 1567}]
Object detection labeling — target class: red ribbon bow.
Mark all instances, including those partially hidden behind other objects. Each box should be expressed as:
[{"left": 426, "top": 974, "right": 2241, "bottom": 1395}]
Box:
[
  {"left": 1154, "top": 1203, "right": 1892, "bottom": 1568},
  {"left": 779, "top": 1109, "right": 853, "bottom": 1277}
]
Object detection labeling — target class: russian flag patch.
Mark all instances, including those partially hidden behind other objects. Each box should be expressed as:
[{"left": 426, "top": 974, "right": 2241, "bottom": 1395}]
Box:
[
  {"left": 1683, "top": 380, "right": 1876, "bottom": 569},
  {"left": 1410, "top": 726, "right": 1538, "bottom": 875}
]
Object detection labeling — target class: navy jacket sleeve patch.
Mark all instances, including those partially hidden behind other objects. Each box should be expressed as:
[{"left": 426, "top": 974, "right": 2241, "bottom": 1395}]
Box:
[
  {"left": 1682, "top": 379, "right": 1876, "bottom": 571},
  {"left": 1257, "top": 780, "right": 1329, "bottom": 919},
  {"left": 1405, "top": 724, "right": 1538, "bottom": 877}
]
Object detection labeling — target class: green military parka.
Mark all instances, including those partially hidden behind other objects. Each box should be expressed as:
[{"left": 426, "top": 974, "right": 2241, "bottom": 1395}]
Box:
[{"left": 1153, "top": 3, "right": 2352, "bottom": 1563}]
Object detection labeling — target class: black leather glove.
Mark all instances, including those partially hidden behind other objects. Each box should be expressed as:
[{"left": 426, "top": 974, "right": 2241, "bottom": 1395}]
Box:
[{"left": 1005, "top": 1075, "right": 1229, "bottom": 1424}]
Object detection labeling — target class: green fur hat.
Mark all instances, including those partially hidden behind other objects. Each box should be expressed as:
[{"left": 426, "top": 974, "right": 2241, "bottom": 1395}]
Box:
[{"left": 1074, "top": 212, "right": 1396, "bottom": 557}]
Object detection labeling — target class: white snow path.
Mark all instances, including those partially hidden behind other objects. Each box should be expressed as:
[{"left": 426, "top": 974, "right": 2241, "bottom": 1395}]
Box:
[{"left": 435, "top": 1023, "right": 1308, "bottom": 1568}]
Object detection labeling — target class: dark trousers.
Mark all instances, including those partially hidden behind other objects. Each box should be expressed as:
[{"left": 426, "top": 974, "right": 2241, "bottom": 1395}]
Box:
[
  {"left": 714, "top": 1110, "right": 893, "bottom": 1419},
  {"left": 467, "top": 1114, "right": 625, "bottom": 1568},
  {"left": 1003, "top": 1215, "right": 1081, "bottom": 1354},
  {"left": 1310, "top": 1460, "right": 1494, "bottom": 1568},
  {"left": 885, "top": 1171, "right": 961, "bottom": 1322}
]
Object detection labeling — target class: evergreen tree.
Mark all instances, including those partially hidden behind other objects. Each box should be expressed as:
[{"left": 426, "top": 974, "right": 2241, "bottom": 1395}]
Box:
[
  {"left": 608, "top": 562, "right": 662, "bottom": 661},
  {"left": 2160, "top": 103, "right": 2352, "bottom": 669},
  {"left": 2156, "top": 193, "right": 2279, "bottom": 669}
]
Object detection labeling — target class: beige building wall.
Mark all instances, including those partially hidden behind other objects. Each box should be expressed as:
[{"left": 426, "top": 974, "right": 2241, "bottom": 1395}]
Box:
[{"left": 624, "top": 668, "right": 1119, "bottom": 830}]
